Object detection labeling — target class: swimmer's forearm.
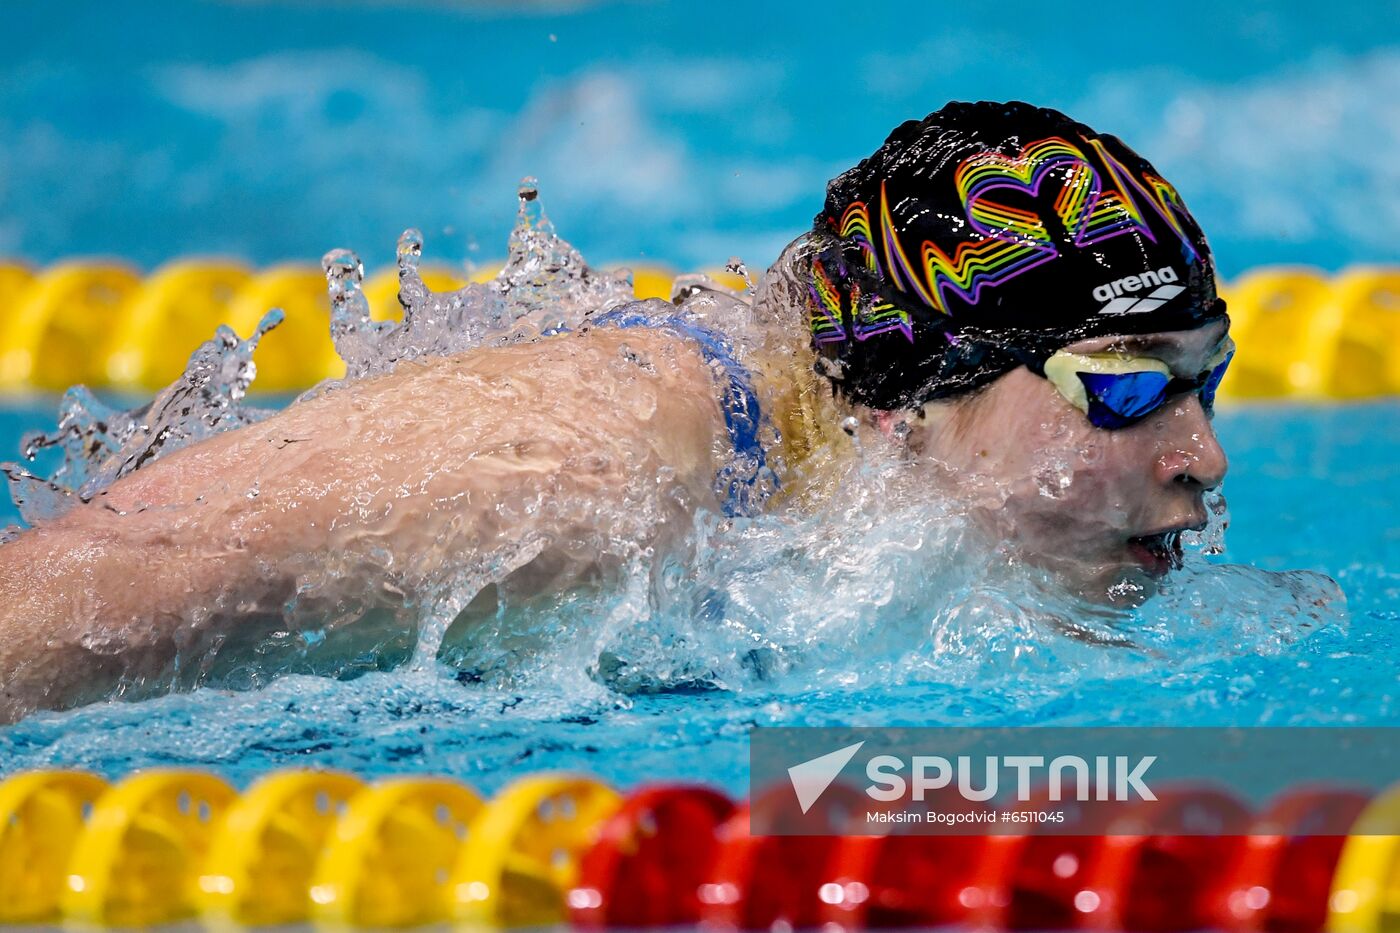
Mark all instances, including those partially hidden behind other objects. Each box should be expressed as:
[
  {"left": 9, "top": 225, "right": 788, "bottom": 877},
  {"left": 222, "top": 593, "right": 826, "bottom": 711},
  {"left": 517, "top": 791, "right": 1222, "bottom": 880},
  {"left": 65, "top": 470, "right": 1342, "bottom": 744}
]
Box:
[
  {"left": 0, "top": 518, "right": 241, "bottom": 723},
  {"left": 0, "top": 429, "right": 603, "bottom": 724}
]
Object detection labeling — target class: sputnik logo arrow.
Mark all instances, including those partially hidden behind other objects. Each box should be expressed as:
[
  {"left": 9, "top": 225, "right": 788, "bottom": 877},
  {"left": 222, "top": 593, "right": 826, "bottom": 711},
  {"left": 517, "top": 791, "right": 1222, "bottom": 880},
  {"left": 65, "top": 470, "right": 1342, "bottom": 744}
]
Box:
[{"left": 787, "top": 740, "right": 865, "bottom": 814}]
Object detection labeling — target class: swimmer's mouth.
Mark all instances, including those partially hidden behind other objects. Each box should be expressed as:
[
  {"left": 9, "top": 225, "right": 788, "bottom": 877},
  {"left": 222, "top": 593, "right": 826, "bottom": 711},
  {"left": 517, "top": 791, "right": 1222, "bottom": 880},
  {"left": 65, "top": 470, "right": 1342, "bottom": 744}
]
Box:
[{"left": 1125, "top": 527, "right": 1192, "bottom": 577}]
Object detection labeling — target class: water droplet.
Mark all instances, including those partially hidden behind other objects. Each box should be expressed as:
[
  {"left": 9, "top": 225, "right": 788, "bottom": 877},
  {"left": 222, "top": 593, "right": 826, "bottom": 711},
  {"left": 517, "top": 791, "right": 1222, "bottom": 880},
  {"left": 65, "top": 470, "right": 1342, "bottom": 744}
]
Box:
[
  {"left": 78, "top": 629, "right": 127, "bottom": 656},
  {"left": 514, "top": 177, "right": 551, "bottom": 235},
  {"left": 396, "top": 229, "right": 424, "bottom": 269},
  {"left": 322, "top": 249, "right": 365, "bottom": 300},
  {"left": 1183, "top": 487, "right": 1230, "bottom": 556},
  {"left": 1033, "top": 460, "right": 1072, "bottom": 499},
  {"left": 725, "top": 256, "right": 755, "bottom": 293}
]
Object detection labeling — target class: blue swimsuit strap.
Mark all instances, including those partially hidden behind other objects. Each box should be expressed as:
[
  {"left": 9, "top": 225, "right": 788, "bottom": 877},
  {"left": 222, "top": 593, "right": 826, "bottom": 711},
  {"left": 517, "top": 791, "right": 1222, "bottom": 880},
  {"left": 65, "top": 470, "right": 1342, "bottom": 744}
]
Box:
[{"left": 591, "top": 307, "right": 776, "bottom": 517}]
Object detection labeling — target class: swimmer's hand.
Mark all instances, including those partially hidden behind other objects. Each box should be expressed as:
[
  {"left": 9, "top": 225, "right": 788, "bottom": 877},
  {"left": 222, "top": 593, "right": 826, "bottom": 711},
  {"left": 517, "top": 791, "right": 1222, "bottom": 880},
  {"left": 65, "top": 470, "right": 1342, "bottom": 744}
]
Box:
[{"left": 0, "top": 327, "right": 725, "bottom": 723}]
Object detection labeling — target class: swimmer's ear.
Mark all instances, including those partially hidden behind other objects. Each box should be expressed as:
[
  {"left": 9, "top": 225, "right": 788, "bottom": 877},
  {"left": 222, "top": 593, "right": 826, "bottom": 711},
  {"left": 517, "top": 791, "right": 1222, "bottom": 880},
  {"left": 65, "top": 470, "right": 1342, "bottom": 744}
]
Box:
[
  {"left": 852, "top": 405, "right": 928, "bottom": 447},
  {"left": 871, "top": 409, "right": 897, "bottom": 437},
  {"left": 872, "top": 409, "right": 915, "bottom": 441}
]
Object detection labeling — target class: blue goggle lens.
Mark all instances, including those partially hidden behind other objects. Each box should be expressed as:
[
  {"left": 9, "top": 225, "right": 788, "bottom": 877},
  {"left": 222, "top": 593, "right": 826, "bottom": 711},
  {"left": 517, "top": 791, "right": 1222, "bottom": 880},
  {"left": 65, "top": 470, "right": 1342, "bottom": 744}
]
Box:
[
  {"left": 1198, "top": 350, "right": 1233, "bottom": 414},
  {"left": 1075, "top": 350, "right": 1234, "bottom": 430},
  {"left": 1079, "top": 371, "right": 1170, "bottom": 429}
]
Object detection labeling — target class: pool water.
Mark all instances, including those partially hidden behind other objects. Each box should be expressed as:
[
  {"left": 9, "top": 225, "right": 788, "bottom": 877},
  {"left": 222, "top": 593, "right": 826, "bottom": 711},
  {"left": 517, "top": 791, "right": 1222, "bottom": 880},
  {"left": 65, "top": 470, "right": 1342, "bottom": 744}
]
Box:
[
  {"left": 5, "top": 0, "right": 1397, "bottom": 278},
  {"left": 0, "top": 400, "right": 1396, "bottom": 795}
]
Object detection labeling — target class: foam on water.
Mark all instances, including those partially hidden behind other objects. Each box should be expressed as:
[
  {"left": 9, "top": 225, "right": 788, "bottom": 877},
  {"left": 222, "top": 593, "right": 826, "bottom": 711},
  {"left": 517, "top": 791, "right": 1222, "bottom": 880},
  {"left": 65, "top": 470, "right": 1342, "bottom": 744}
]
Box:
[{"left": 0, "top": 187, "right": 1349, "bottom": 735}]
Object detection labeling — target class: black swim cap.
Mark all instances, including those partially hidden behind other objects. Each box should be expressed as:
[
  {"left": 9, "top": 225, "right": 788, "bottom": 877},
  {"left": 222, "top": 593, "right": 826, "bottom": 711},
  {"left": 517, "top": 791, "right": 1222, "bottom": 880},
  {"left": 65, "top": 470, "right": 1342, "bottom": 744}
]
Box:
[{"left": 807, "top": 100, "right": 1226, "bottom": 410}]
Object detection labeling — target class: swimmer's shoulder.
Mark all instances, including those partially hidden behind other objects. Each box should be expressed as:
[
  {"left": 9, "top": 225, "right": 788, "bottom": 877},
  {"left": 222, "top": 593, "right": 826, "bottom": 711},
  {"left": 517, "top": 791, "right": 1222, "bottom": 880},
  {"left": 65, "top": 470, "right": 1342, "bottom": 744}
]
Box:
[
  {"left": 412, "top": 323, "right": 709, "bottom": 383},
  {"left": 377, "top": 325, "right": 729, "bottom": 477}
]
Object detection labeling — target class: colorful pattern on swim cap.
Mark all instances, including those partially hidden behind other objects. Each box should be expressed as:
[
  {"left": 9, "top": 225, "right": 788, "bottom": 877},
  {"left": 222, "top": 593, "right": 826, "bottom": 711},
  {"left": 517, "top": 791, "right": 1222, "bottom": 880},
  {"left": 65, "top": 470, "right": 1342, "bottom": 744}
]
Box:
[
  {"left": 809, "top": 257, "right": 913, "bottom": 345},
  {"left": 808, "top": 101, "right": 1225, "bottom": 410}
]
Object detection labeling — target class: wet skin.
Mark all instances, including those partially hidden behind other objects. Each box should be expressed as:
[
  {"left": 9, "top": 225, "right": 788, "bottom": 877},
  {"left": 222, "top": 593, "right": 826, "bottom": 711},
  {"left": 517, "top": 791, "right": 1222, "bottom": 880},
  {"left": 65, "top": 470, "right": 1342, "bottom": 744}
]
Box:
[
  {"left": 0, "top": 320, "right": 1228, "bottom": 720},
  {"left": 898, "top": 320, "right": 1231, "bottom": 602},
  {"left": 0, "top": 327, "right": 724, "bottom": 722}
]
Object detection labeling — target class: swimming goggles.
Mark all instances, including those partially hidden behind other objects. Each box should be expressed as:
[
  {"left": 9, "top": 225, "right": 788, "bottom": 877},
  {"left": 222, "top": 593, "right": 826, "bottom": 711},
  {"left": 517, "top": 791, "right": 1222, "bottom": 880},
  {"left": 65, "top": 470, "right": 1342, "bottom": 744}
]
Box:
[{"left": 1041, "top": 338, "right": 1235, "bottom": 430}]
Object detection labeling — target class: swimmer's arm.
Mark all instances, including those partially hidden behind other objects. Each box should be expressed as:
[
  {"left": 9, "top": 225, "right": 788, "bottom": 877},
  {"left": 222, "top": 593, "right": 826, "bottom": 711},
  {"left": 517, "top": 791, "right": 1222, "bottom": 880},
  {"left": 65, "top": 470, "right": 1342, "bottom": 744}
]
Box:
[{"left": 0, "top": 328, "right": 725, "bottom": 721}]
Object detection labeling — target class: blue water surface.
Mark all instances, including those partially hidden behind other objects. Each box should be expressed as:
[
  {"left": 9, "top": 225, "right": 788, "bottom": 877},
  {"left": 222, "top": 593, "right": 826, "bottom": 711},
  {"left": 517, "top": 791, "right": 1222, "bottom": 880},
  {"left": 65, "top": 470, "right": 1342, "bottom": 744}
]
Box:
[
  {"left": 1, "top": 400, "right": 1395, "bottom": 795},
  {"left": 2, "top": 0, "right": 1397, "bottom": 277}
]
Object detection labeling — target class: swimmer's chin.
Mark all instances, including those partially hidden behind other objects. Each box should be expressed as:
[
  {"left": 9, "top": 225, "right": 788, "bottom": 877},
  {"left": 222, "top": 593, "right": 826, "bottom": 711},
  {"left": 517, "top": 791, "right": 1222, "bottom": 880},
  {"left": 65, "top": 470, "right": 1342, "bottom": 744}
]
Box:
[
  {"left": 965, "top": 522, "right": 1164, "bottom": 608},
  {"left": 1045, "top": 537, "right": 1192, "bottom": 608},
  {"left": 1044, "top": 557, "right": 1166, "bottom": 609}
]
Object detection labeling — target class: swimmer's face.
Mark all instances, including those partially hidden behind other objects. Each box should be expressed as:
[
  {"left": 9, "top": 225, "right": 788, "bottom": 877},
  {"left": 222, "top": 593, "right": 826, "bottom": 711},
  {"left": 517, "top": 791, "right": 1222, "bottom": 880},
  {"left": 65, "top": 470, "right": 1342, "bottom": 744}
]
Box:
[{"left": 915, "top": 320, "right": 1231, "bottom": 604}]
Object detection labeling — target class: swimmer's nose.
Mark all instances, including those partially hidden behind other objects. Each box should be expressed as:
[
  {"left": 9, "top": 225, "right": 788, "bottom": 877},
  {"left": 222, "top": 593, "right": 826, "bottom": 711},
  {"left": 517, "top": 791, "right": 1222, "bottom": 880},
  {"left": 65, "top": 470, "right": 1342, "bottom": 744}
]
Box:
[{"left": 1155, "top": 395, "right": 1229, "bottom": 490}]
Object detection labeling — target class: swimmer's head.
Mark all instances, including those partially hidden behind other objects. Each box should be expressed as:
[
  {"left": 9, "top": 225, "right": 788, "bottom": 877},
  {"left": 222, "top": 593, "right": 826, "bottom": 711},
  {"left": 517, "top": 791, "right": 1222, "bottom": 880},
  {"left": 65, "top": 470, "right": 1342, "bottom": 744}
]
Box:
[
  {"left": 806, "top": 100, "right": 1225, "bottom": 410},
  {"left": 801, "top": 101, "right": 1230, "bottom": 602}
]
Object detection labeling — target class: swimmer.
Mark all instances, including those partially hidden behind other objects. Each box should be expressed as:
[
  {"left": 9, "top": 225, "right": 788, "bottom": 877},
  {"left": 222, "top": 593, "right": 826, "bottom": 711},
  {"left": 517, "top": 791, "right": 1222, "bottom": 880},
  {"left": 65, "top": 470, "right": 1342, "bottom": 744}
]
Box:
[{"left": 0, "top": 101, "right": 1231, "bottom": 721}]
